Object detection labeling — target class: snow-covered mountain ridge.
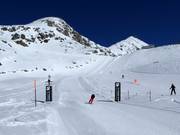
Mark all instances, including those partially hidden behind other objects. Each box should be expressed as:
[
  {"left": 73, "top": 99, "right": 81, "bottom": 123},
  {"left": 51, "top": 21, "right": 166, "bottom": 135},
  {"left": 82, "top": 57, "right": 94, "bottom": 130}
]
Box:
[
  {"left": 0, "top": 17, "right": 151, "bottom": 57},
  {"left": 0, "top": 17, "right": 117, "bottom": 74},
  {"left": 0, "top": 17, "right": 153, "bottom": 75},
  {"left": 0, "top": 17, "right": 114, "bottom": 56},
  {"left": 109, "top": 36, "right": 150, "bottom": 56}
]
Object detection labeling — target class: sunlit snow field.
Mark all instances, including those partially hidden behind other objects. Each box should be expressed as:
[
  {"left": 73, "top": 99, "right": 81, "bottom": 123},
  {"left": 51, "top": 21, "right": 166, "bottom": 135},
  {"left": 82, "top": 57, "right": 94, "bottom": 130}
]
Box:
[{"left": 0, "top": 44, "right": 180, "bottom": 135}]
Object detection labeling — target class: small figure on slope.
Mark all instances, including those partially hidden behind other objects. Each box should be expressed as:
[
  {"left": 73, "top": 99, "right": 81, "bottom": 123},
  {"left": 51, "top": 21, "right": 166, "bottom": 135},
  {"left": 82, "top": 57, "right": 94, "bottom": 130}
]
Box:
[
  {"left": 122, "top": 74, "right": 124, "bottom": 79},
  {"left": 170, "top": 83, "right": 176, "bottom": 95},
  {"left": 89, "top": 94, "right": 95, "bottom": 104}
]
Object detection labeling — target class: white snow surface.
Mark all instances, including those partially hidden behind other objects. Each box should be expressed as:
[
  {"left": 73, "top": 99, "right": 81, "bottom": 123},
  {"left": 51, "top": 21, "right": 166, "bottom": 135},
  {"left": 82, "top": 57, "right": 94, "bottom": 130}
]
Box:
[
  {"left": 0, "top": 43, "right": 180, "bottom": 135},
  {"left": 0, "top": 17, "right": 180, "bottom": 135}
]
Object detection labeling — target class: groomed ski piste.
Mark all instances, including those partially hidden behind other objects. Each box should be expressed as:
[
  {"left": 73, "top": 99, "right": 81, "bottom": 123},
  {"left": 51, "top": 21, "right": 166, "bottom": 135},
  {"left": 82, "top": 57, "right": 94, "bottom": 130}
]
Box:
[{"left": 0, "top": 43, "right": 180, "bottom": 135}]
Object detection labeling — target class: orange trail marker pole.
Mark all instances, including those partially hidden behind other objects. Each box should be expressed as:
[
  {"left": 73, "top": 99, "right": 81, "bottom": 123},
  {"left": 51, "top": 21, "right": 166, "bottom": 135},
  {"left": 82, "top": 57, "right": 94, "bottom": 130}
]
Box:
[{"left": 34, "top": 80, "right": 37, "bottom": 107}]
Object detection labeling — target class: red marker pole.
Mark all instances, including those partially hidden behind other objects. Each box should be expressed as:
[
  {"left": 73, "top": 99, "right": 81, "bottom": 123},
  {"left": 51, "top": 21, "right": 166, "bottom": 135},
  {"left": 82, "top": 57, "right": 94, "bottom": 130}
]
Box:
[{"left": 34, "top": 80, "right": 37, "bottom": 107}]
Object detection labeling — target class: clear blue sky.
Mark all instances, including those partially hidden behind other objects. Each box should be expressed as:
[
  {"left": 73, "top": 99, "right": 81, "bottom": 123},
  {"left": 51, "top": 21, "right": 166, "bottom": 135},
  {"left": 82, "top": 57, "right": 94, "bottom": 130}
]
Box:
[{"left": 0, "top": 0, "right": 180, "bottom": 46}]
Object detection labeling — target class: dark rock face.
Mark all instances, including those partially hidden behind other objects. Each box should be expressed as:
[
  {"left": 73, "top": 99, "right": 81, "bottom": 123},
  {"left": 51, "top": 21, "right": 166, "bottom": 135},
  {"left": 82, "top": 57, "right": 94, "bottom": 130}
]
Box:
[
  {"left": 42, "top": 19, "right": 92, "bottom": 47},
  {"left": 15, "top": 40, "right": 28, "bottom": 47},
  {"left": 11, "top": 33, "right": 32, "bottom": 46},
  {"left": 11, "top": 33, "right": 20, "bottom": 40},
  {"left": 42, "top": 68, "right": 47, "bottom": 71},
  {"left": 9, "top": 28, "right": 56, "bottom": 46},
  {"left": 1, "top": 40, "right": 7, "bottom": 44},
  {"left": 21, "top": 34, "right": 26, "bottom": 39},
  {"left": 1, "top": 18, "right": 95, "bottom": 48},
  {"left": 1, "top": 27, "right": 8, "bottom": 31},
  {"left": 1, "top": 27, "right": 16, "bottom": 32}
]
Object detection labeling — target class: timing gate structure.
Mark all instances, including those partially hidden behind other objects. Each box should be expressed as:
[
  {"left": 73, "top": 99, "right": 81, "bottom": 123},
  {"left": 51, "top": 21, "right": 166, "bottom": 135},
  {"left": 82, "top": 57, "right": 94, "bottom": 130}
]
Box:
[
  {"left": 115, "top": 82, "right": 121, "bottom": 102},
  {"left": 46, "top": 75, "right": 53, "bottom": 102}
]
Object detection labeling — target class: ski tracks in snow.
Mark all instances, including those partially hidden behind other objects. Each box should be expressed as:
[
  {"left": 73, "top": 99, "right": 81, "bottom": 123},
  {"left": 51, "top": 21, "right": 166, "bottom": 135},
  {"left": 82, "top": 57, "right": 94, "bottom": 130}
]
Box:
[{"left": 46, "top": 76, "right": 107, "bottom": 135}]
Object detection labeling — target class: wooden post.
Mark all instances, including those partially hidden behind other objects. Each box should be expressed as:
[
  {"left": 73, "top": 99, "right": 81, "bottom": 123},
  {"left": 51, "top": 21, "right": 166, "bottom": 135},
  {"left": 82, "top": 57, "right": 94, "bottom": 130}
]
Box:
[{"left": 34, "top": 80, "right": 37, "bottom": 107}]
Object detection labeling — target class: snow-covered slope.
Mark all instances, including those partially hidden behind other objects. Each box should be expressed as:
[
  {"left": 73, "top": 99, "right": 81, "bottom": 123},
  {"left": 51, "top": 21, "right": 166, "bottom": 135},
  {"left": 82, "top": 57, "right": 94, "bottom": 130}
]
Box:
[
  {"left": 0, "top": 17, "right": 116, "bottom": 74},
  {"left": 109, "top": 36, "right": 149, "bottom": 56},
  {"left": 1, "top": 43, "right": 180, "bottom": 135},
  {"left": 0, "top": 17, "right": 154, "bottom": 74},
  {"left": 120, "top": 45, "right": 180, "bottom": 74}
]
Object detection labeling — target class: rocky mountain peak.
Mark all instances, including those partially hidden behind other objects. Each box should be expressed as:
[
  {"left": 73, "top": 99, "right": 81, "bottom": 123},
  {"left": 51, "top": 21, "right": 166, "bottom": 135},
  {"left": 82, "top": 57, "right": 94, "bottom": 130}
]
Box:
[
  {"left": 30, "top": 17, "right": 93, "bottom": 47},
  {"left": 0, "top": 17, "right": 114, "bottom": 56}
]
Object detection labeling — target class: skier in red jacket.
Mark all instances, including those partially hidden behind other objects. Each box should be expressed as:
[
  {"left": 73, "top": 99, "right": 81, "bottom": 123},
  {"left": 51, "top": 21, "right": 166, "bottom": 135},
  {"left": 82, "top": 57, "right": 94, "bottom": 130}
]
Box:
[{"left": 89, "top": 94, "right": 95, "bottom": 104}]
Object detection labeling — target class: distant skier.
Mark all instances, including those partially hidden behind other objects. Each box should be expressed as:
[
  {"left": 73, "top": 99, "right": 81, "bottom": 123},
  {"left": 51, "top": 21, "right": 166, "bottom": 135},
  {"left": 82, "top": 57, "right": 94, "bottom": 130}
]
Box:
[
  {"left": 89, "top": 94, "right": 95, "bottom": 104},
  {"left": 170, "top": 83, "right": 176, "bottom": 95},
  {"left": 122, "top": 74, "right": 124, "bottom": 79}
]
